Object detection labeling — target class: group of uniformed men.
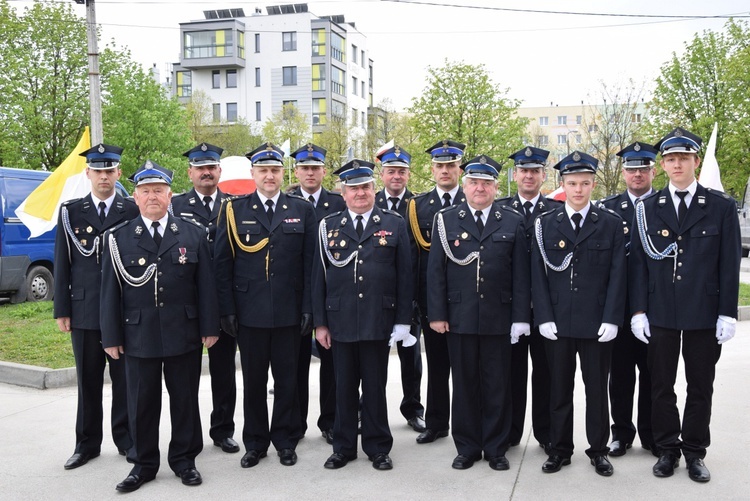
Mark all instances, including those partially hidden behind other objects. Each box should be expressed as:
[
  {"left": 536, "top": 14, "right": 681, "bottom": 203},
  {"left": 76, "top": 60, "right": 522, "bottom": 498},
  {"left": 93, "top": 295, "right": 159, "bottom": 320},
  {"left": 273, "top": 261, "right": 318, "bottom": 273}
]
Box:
[{"left": 53, "top": 124, "right": 739, "bottom": 492}]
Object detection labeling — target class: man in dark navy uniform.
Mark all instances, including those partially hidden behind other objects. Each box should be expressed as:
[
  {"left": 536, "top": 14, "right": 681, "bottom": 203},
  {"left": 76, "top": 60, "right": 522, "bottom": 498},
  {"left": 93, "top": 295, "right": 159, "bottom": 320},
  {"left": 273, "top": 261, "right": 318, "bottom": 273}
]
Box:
[
  {"left": 214, "top": 142, "right": 316, "bottom": 469},
  {"left": 406, "top": 139, "right": 466, "bottom": 445},
  {"left": 171, "top": 142, "right": 239, "bottom": 454},
  {"left": 498, "top": 146, "right": 559, "bottom": 453},
  {"left": 101, "top": 161, "right": 219, "bottom": 492},
  {"left": 428, "top": 155, "right": 530, "bottom": 471},
  {"left": 531, "top": 151, "right": 626, "bottom": 477},
  {"left": 290, "top": 143, "right": 345, "bottom": 444},
  {"left": 374, "top": 145, "right": 424, "bottom": 434},
  {"left": 629, "top": 127, "right": 740, "bottom": 483},
  {"left": 313, "top": 160, "right": 414, "bottom": 471},
  {"left": 599, "top": 141, "right": 658, "bottom": 458},
  {"left": 54, "top": 143, "right": 138, "bottom": 470}
]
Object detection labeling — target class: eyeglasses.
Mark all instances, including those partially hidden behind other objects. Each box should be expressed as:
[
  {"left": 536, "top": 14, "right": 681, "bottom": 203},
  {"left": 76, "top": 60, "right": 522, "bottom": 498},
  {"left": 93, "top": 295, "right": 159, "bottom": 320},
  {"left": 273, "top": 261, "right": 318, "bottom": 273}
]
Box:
[{"left": 623, "top": 167, "right": 652, "bottom": 174}]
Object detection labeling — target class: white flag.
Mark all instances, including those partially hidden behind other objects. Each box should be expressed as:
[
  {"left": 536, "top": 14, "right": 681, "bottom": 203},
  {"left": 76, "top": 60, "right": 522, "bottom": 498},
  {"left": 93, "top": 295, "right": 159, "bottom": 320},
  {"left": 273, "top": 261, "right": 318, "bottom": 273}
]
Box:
[{"left": 698, "top": 122, "right": 723, "bottom": 192}]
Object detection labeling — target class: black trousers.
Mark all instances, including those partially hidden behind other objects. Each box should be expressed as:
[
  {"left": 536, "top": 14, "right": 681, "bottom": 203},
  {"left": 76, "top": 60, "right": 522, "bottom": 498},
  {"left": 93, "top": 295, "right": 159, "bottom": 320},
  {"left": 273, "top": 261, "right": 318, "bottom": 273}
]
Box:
[
  {"left": 297, "top": 331, "right": 312, "bottom": 437},
  {"left": 509, "top": 323, "right": 551, "bottom": 446},
  {"left": 648, "top": 326, "right": 721, "bottom": 460},
  {"left": 609, "top": 322, "right": 653, "bottom": 447},
  {"left": 332, "top": 339, "right": 391, "bottom": 458},
  {"left": 420, "top": 314, "right": 451, "bottom": 431},
  {"left": 546, "top": 337, "right": 612, "bottom": 459},
  {"left": 207, "top": 329, "right": 237, "bottom": 441},
  {"left": 447, "top": 332, "right": 512, "bottom": 458},
  {"left": 125, "top": 348, "right": 203, "bottom": 476},
  {"left": 70, "top": 328, "right": 131, "bottom": 455},
  {"left": 316, "top": 336, "right": 336, "bottom": 433},
  {"left": 237, "top": 325, "right": 301, "bottom": 452},
  {"left": 394, "top": 316, "right": 424, "bottom": 420}
]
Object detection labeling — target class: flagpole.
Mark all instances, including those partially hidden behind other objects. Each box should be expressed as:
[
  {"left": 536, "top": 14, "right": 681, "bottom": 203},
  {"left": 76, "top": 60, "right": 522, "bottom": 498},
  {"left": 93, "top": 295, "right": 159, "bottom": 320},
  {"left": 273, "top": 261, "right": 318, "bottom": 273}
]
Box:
[{"left": 79, "top": 0, "right": 103, "bottom": 144}]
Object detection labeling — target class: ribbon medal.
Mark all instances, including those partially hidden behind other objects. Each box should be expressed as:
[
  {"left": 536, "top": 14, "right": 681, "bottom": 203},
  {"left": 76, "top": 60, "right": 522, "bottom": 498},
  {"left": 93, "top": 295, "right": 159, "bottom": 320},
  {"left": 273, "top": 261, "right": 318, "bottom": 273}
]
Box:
[{"left": 179, "top": 247, "right": 187, "bottom": 264}]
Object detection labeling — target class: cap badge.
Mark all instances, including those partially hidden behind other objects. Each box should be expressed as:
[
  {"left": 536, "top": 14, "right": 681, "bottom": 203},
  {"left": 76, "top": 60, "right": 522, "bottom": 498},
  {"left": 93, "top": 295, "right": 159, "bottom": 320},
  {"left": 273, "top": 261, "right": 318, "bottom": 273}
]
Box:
[
  {"left": 524, "top": 147, "right": 533, "bottom": 157},
  {"left": 442, "top": 139, "right": 449, "bottom": 146},
  {"left": 634, "top": 143, "right": 641, "bottom": 152},
  {"left": 352, "top": 160, "right": 360, "bottom": 168},
  {"left": 145, "top": 160, "right": 153, "bottom": 169},
  {"left": 97, "top": 144, "right": 105, "bottom": 153},
  {"left": 394, "top": 146, "right": 401, "bottom": 156},
  {"left": 307, "top": 143, "right": 314, "bottom": 151},
  {"left": 200, "top": 143, "right": 208, "bottom": 151},
  {"left": 675, "top": 129, "right": 683, "bottom": 137},
  {"left": 572, "top": 152, "right": 581, "bottom": 162},
  {"left": 480, "top": 156, "right": 487, "bottom": 164}
]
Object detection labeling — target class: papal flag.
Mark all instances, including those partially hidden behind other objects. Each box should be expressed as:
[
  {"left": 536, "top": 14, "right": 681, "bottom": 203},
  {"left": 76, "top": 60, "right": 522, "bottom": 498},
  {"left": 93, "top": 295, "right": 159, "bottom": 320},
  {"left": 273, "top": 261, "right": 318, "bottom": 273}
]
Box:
[{"left": 15, "top": 127, "right": 92, "bottom": 238}]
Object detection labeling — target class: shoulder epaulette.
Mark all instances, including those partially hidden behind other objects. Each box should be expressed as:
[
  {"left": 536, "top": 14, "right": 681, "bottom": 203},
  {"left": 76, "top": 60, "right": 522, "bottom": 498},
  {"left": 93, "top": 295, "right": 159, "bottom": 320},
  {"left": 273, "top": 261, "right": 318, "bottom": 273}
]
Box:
[
  {"left": 705, "top": 188, "right": 732, "bottom": 200},
  {"left": 178, "top": 216, "right": 205, "bottom": 228},
  {"left": 286, "top": 193, "right": 306, "bottom": 201},
  {"left": 323, "top": 210, "right": 344, "bottom": 221},
  {"left": 496, "top": 196, "right": 513, "bottom": 204},
  {"left": 381, "top": 208, "right": 403, "bottom": 218},
  {"left": 599, "top": 193, "right": 620, "bottom": 204},
  {"left": 438, "top": 204, "right": 459, "bottom": 214},
  {"left": 106, "top": 219, "right": 130, "bottom": 236},
  {"left": 62, "top": 197, "right": 83, "bottom": 207}
]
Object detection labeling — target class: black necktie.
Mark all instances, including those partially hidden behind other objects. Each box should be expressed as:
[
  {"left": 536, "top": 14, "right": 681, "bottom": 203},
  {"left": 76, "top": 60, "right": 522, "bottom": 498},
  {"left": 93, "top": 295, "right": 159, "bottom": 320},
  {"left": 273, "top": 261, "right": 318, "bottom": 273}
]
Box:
[
  {"left": 98, "top": 201, "right": 106, "bottom": 223},
  {"left": 389, "top": 197, "right": 400, "bottom": 211},
  {"left": 676, "top": 191, "right": 688, "bottom": 223},
  {"left": 355, "top": 215, "right": 364, "bottom": 238},
  {"left": 203, "top": 195, "right": 212, "bottom": 217},
  {"left": 151, "top": 221, "right": 162, "bottom": 248},
  {"left": 308, "top": 195, "right": 315, "bottom": 206},
  {"left": 523, "top": 201, "right": 533, "bottom": 222},
  {"left": 442, "top": 193, "right": 451, "bottom": 208},
  {"left": 265, "top": 199, "right": 274, "bottom": 223},
  {"left": 571, "top": 212, "right": 582, "bottom": 236},
  {"left": 475, "top": 210, "right": 484, "bottom": 234}
]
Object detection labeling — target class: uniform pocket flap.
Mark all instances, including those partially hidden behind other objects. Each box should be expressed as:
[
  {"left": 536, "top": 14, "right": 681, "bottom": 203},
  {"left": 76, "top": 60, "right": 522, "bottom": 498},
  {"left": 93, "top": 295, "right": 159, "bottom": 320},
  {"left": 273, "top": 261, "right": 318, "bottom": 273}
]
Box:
[
  {"left": 233, "top": 280, "right": 249, "bottom": 292},
  {"left": 70, "top": 288, "right": 85, "bottom": 300},
  {"left": 326, "top": 296, "right": 340, "bottom": 311},
  {"left": 282, "top": 223, "right": 304, "bottom": 234},
  {"left": 691, "top": 226, "right": 718, "bottom": 238},
  {"left": 124, "top": 309, "right": 141, "bottom": 325},
  {"left": 185, "top": 304, "right": 198, "bottom": 319},
  {"left": 382, "top": 296, "right": 396, "bottom": 309},
  {"left": 587, "top": 239, "right": 611, "bottom": 250},
  {"left": 492, "top": 232, "right": 515, "bottom": 242},
  {"left": 447, "top": 290, "right": 461, "bottom": 303}
]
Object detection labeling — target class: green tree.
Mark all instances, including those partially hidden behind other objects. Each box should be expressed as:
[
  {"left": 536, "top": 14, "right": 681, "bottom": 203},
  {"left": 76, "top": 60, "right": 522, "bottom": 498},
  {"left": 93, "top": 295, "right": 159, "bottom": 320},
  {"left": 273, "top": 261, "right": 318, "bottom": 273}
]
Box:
[
  {"left": 316, "top": 116, "right": 352, "bottom": 190},
  {"left": 184, "top": 89, "right": 260, "bottom": 157},
  {"left": 261, "top": 103, "right": 310, "bottom": 152}
]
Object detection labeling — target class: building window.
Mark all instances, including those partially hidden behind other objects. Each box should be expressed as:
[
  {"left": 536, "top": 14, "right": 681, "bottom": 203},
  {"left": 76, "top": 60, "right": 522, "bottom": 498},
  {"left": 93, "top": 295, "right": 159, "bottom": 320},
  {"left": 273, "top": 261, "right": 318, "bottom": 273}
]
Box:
[
  {"left": 351, "top": 108, "right": 357, "bottom": 126},
  {"left": 361, "top": 50, "right": 365, "bottom": 68},
  {"left": 538, "top": 135, "right": 549, "bottom": 146},
  {"left": 255, "top": 101, "right": 261, "bottom": 121},
  {"left": 312, "top": 64, "right": 326, "bottom": 91},
  {"left": 312, "top": 28, "right": 326, "bottom": 56},
  {"left": 254, "top": 33, "right": 260, "bottom": 53},
  {"left": 361, "top": 81, "right": 365, "bottom": 98},
  {"left": 361, "top": 111, "right": 366, "bottom": 128},
  {"left": 331, "top": 66, "right": 345, "bottom": 96},
  {"left": 558, "top": 135, "right": 567, "bottom": 145},
  {"left": 282, "top": 31, "right": 297, "bottom": 51},
  {"left": 255, "top": 67, "right": 260, "bottom": 87},
  {"left": 226, "top": 69, "right": 237, "bottom": 88},
  {"left": 632, "top": 113, "right": 642, "bottom": 123},
  {"left": 184, "top": 29, "right": 235, "bottom": 59},
  {"left": 576, "top": 134, "right": 582, "bottom": 144},
  {"left": 557, "top": 115, "right": 567, "bottom": 125},
  {"left": 283, "top": 66, "right": 297, "bottom": 86},
  {"left": 283, "top": 100, "right": 298, "bottom": 109},
  {"left": 352, "top": 45, "right": 358, "bottom": 64},
  {"left": 212, "top": 70, "right": 220, "bottom": 89},
  {"left": 331, "top": 32, "right": 345, "bottom": 63},
  {"left": 238, "top": 31, "right": 245, "bottom": 59},
  {"left": 352, "top": 76, "right": 357, "bottom": 95},
  {"left": 369, "top": 93, "right": 373, "bottom": 107},
  {"left": 331, "top": 100, "right": 345, "bottom": 119},
  {"left": 539, "top": 116, "right": 548, "bottom": 126},
  {"left": 312, "top": 98, "right": 326, "bottom": 125},
  {"left": 576, "top": 115, "right": 582, "bottom": 125},
  {"left": 175, "top": 70, "right": 191, "bottom": 97},
  {"left": 368, "top": 64, "right": 373, "bottom": 87},
  {"left": 227, "top": 102, "right": 237, "bottom": 123},
  {"left": 588, "top": 124, "right": 599, "bottom": 133},
  {"left": 212, "top": 103, "right": 220, "bottom": 122}
]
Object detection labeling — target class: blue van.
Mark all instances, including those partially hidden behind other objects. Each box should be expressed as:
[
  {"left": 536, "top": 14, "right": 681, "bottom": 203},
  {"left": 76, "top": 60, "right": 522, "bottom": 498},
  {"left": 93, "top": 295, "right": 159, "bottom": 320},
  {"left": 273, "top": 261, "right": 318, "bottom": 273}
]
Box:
[{"left": 0, "top": 167, "right": 128, "bottom": 303}]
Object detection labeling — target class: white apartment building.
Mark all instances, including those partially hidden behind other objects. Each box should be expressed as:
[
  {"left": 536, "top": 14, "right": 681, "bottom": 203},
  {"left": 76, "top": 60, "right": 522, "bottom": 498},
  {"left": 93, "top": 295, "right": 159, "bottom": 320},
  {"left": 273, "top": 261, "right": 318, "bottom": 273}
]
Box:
[{"left": 172, "top": 4, "right": 373, "bottom": 138}]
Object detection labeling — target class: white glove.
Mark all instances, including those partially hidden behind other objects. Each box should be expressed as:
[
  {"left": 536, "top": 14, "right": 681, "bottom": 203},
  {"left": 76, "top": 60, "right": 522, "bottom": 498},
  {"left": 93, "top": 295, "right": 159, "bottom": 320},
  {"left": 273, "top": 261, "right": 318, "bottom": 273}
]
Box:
[
  {"left": 389, "top": 324, "right": 417, "bottom": 348},
  {"left": 597, "top": 323, "right": 618, "bottom": 343},
  {"left": 716, "top": 315, "right": 736, "bottom": 344},
  {"left": 510, "top": 322, "right": 531, "bottom": 344},
  {"left": 539, "top": 322, "right": 558, "bottom": 341},
  {"left": 630, "top": 313, "right": 651, "bottom": 344}
]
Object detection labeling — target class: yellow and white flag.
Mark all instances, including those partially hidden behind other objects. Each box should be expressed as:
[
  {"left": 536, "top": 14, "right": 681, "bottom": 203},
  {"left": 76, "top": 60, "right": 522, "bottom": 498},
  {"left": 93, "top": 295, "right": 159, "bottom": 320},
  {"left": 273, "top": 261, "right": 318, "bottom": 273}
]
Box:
[{"left": 15, "top": 127, "right": 92, "bottom": 238}]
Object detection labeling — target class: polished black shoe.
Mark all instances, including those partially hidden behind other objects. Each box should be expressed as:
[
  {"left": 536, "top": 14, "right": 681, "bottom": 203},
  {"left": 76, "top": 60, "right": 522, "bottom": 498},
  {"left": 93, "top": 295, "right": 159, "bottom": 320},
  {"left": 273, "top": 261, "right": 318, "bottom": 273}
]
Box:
[
  {"left": 175, "top": 467, "right": 202, "bottom": 486},
  {"left": 488, "top": 456, "right": 510, "bottom": 471},
  {"left": 115, "top": 474, "right": 154, "bottom": 493},
  {"left": 64, "top": 452, "right": 99, "bottom": 470},
  {"left": 591, "top": 455, "right": 614, "bottom": 476},
  {"left": 687, "top": 458, "right": 711, "bottom": 483},
  {"left": 370, "top": 453, "right": 393, "bottom": 470},
  {"left": 416, "top": 429, "right": 449, "bottom": 444},
  {"left": 324, "top": 452, "right": 357, "bottom": 469},
  {"left": 321, "top": 429, "right": 334, "bottom": 444},
  {"left": 278, "top": 448, "right": 297, "bottom": 466},
  {"left": 407, "top": 415, "right": 426, "bottom": 433},
  {"left": 213, "top": 437, "right": 240, "bottom": 453},
  {"left": 652, "top": 454, "right": 679, "bottom": 478},
  {"left": 542, "top": 455, "right": 571, "bottom": 473},
  {"left": 608, "top": 440, "right": 631, "bottom": 457},
  {"left": 452, "top": 454, "right": 480, "bottom": 470},
  {"left": 240, "top": 450, "right": 267, "bottom": 468}
]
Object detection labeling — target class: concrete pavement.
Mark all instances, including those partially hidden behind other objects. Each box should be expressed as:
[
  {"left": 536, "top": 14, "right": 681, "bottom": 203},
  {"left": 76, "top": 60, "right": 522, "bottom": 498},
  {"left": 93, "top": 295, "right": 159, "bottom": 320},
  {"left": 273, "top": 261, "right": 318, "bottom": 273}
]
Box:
[{"left": 2, "top": 326, "right": 750, "bottom": 500}]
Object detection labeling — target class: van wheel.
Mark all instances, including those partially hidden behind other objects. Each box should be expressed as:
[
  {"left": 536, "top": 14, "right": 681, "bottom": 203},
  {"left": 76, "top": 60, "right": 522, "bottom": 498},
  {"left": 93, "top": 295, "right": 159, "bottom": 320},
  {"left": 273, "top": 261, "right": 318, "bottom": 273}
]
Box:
[{"left": 25, "top": 265, "right": 54, "bottom": 302}]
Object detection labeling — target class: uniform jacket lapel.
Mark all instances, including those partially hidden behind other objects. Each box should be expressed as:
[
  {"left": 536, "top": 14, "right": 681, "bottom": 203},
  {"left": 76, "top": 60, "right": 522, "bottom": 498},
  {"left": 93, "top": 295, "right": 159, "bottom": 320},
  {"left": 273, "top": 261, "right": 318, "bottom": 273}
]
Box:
[
  {"left": 457, "top": 202, "right": 482, "bottom": 241},
  {"left": 575, "top": 203, "right": 599, "bottom": 243},
  {"left": 554, "top": 209, "right": 578, "bottom": 244},
  {"left": 480, "top": 205, "right": 503, "bottom": 242},
  {"left": 249, "top": 192, "right": 271, "bottom": 232},
  {"left": 269, "top": 193, "right": 288, "bottom": 231},
  {"left": 158, "top": 216, "right": 180, "bottom": 257},
  {"left": 361, "top": 206, "right": 384, "bottom": 241},
  {"left": 135, "top": 219, "right": 159, "bottom": 255},
  {"left": 679, "top": 184, "right": 708, "bottom": 233},
  {"left": 656, "top": 188, "right": 681, "bottom": 235}
]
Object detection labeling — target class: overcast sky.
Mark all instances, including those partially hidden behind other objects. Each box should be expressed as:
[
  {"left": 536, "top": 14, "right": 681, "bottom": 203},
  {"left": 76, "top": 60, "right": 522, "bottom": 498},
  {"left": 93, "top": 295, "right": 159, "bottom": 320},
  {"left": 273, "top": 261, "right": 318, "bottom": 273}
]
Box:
[{"left": 18, "top": 0, "right": 750, "bottom": 110}]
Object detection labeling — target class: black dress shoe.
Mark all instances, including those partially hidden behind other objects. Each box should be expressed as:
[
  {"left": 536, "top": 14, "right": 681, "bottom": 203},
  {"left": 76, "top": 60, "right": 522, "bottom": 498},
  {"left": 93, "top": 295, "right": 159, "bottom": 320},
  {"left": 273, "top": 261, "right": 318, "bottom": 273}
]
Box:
[
  {"left": 407, "top": 416, "right": 426, "bottom": 433},
  {"left": 64, "top": 452, "right": 99, "bottom": 470},
  {"left": 175, "top": 467, "right": 202, "bottom": 486},
  {"left": 115, "top": 474, "right": 154, "bottom": 493},
  {"left": 240, "top": 450, "right": 267, "bottom": 468},
  {"left": 452, "top": 454, "right": 480, "bottom": 470},
  {"left": 416, "top": 429, "right": 449, "bottom": 444},
  {"left": 652, "top": 454, "right": 679, "bottom": 477},
  {"left": 369, "top": 453, "right": 393, "bottom": 470},
  {"left": 278, "top": 448, "right": 297, "bottom": 466},
  {"left": 687, "top": 458, "right": 711, "bottom": 482},
  {"left": 321, "top": 429, "right": 334, "bottom": 444},
  {"left": 591, "top": 455, "right": 614, "bottom": 476},
  {"left": 324, "top": 452, "right": 357, "bottom": 469},
  {"left": 542, "top": 455, "right": 571, "bottom": 473},
  {"left": 488, "top": 456, "right": 510, "bottom": 471},
  {"left": 608, "top": 440, "right": 631, "bottom": 457},
  {"left": 213, "top": 437, "right": 240, "bottom": 453}
]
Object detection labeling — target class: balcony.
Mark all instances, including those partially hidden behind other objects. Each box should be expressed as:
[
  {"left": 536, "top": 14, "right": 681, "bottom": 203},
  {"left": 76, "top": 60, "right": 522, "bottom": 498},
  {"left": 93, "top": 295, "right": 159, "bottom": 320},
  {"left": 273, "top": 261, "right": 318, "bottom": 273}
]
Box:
[{"left": 179, "top": 19, "right": 246, "bottom": 70}]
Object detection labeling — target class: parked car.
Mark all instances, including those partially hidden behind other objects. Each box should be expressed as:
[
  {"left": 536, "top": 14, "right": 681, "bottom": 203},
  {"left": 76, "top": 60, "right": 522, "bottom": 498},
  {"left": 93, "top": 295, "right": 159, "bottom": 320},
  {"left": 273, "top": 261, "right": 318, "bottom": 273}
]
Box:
[{"left": 739, "top": 175, "right": 750, "bottom": 258}]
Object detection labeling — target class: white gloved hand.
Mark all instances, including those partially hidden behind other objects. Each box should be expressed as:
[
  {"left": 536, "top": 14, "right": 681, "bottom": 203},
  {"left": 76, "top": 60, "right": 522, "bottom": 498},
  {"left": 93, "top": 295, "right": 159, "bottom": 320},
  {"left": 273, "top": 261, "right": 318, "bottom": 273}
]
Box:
[
  {"left": 716, "top": 315, "right": 737, "bottom": 345},
  {"left": 510, "top": 322, "right": 531, "bottom": 344},
  {"left": 630, "top": 313, "right": 651, "bottom": 344},
  {"left": 539, "top": 322, "right": 558, "bottom": 341},
  {"left": 389, "top": 324, "right": 417, "bottom": 348},
  {"left": 597, "top": 323, "right": 619, "bottom": 343}
]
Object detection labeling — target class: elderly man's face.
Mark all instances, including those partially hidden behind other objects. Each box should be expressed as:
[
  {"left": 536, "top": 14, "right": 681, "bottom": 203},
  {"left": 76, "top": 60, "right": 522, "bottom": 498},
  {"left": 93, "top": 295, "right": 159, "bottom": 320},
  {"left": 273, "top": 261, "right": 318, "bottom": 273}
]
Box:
[
  {"left": 133, "top": 183, "right": 172, "bottom": 220},
  {"left": 341, "top": 182, "right": 375, "bottom": 214}
]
